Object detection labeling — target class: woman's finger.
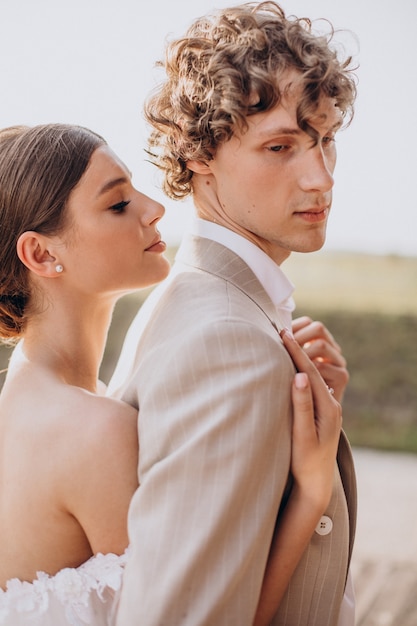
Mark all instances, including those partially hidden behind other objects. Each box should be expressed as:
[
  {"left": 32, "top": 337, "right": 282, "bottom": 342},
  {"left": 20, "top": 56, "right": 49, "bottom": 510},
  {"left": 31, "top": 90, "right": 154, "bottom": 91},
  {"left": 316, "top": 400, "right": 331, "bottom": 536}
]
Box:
[
  {"left": 292, "top": 317, "right": 342, "bottom": 353},
  {"left": 281, "top": 329, "right": 325, "bottom": 385},
  {"left": 291, "top": 315, "right": 312, "bottom": 334},
  {"left": 302, "top": 340, "right": 346, "bottom": 367},
  {"left": 280, "top": 328, "right": 342, "bottom": 417},
  {"left": 290, "top": 371, "right": 342, "bottom": 511},
  {"left": 291, "top": 372, "right": 317, "bottom": 443}
]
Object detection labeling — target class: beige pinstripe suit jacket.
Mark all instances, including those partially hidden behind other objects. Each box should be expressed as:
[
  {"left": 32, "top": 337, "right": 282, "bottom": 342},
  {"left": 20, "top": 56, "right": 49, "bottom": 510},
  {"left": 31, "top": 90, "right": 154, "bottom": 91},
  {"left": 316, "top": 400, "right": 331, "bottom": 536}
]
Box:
[{"left": 110, "top": 234, "right": 357, "bottom": 626}]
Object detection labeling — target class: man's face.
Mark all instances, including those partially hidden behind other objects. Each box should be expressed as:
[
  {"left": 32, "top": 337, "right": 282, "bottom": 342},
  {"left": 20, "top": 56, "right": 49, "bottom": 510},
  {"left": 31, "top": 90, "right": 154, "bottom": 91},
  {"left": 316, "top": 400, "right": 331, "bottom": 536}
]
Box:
[{"left": 193, "top": 75, "right": 343, "bottom": 265}]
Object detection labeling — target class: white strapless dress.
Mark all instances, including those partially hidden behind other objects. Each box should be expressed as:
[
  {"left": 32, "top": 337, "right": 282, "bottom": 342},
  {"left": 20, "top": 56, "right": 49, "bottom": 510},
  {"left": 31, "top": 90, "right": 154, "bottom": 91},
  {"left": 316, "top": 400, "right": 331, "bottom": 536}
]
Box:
[{"left": 0, "top": 551, "right": 127, "bottom": 625}]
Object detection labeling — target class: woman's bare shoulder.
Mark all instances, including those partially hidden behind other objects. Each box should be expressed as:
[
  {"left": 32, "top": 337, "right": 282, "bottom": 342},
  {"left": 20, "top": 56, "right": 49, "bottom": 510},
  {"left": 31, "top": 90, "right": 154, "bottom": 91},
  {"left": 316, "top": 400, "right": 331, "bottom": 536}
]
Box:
[
  {"left": 53, "top": 384, "right": 138, "bottom": 455},
  {"left": 1, "top": 366, "right": 138, "bottom": 466},
  {"left": 54, "top": 386, "right": 139, "bottom": 553}
]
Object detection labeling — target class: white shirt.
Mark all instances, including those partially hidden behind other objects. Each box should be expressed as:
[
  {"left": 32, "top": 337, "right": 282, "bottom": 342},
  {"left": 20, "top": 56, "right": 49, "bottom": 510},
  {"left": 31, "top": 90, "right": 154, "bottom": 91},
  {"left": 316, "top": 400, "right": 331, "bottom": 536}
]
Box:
[
  {"left": 191, "top": 218, "right": 295, "bottom": 329},
  {"left": 190, "top": 218, "right": 355, "bottom": 626}
]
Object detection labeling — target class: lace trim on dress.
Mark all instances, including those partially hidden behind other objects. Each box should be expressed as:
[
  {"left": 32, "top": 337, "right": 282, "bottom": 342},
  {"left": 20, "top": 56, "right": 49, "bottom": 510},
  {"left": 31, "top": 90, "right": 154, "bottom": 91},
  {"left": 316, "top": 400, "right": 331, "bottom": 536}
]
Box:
[{"left": 0, "top": 551, "right": 128, "bottom": 625}]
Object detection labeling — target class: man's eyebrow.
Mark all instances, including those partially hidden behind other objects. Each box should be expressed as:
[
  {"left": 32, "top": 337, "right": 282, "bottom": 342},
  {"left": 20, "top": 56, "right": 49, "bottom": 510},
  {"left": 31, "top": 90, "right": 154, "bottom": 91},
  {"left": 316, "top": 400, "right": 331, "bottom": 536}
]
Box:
[
  {"left": 96, "top": 174, "right": 131, "bottom": 197},
  {"left": 327, "top": 119, "right": 343, "bottom": 132},
  {"left": 257, "top": 126, "right": 301, "bottom": 139},
  {"left": 258, "top": 119, "right": 343, "bottom": 139}
]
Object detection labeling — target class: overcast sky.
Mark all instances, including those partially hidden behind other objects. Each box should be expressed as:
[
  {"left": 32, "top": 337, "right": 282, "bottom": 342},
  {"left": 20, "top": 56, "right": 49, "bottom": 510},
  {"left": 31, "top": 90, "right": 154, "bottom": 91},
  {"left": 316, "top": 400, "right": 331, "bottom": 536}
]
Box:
[{"left": 1, "top": 0, "right": 415, "bottom": 256}]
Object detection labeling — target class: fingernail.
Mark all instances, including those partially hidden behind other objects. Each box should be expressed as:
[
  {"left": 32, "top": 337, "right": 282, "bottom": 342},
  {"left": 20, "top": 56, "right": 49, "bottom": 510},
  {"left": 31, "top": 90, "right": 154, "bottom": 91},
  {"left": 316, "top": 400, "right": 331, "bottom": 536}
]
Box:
[
  {"left": 295, "top": 372, "right": 308, "bottom": 389},
  {"left": 280, "top": 327, "right": 295, "bottom": 340}
]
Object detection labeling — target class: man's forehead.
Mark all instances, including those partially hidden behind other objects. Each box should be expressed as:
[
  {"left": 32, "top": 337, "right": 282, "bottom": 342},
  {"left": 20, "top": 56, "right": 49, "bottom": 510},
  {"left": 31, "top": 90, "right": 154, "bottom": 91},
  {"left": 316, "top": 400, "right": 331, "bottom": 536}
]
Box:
[
  {"left": 247, "top": 69, "right": 343, "bottom": 132},
  {"left": 245, "top": 94, "right": 342, "bottom": 138}
]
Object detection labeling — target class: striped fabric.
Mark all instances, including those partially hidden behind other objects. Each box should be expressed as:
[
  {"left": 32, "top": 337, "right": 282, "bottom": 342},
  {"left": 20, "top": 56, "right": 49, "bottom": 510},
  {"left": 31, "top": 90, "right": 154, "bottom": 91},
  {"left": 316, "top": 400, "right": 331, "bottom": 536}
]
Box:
[{"left": 110, "top": 235, "right": 357, "bottom": 626}]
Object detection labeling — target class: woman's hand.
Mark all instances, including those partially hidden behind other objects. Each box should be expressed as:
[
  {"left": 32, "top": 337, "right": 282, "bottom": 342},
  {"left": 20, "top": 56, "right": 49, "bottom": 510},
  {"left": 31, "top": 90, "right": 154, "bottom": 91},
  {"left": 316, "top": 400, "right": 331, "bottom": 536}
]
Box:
[
  {"left": 292, "top": 316, "right": 349, "bottom": 402},
  {"left": 253, "top": 328, "right": 343, "bottom": 626},
  {"left": 281, "top": 327, "right": 342, "bottom": 510}
]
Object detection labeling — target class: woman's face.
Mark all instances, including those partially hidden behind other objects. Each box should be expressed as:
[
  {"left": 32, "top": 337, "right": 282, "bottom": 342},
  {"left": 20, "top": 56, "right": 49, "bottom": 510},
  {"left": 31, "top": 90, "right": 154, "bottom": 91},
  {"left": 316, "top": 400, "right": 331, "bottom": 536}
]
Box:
[{"left": 58, "top": 144, "right": 170, "bottom": 297}]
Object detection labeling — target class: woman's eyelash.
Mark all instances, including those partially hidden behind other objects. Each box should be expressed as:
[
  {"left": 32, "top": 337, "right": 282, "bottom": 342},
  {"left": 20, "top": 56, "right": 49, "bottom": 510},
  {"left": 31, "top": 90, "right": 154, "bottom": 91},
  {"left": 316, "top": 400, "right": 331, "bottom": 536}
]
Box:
[{"left": 110, "top": 200, "right": 130, "bottom": 213}]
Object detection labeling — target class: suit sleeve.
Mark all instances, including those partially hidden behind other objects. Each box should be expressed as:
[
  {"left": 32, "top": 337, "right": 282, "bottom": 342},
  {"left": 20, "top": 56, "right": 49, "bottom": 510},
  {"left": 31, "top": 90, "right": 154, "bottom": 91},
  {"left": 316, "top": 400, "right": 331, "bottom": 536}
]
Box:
[{"left": 116, "top": 317, "right": 295, "bottom": 626}]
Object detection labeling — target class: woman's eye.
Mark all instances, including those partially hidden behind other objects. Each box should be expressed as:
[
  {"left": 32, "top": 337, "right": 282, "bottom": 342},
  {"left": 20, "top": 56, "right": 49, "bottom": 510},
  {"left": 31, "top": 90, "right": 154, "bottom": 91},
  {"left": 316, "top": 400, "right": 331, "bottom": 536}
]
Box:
[{"left": 110, "top": 200, "right": 131, "bottom": 213}]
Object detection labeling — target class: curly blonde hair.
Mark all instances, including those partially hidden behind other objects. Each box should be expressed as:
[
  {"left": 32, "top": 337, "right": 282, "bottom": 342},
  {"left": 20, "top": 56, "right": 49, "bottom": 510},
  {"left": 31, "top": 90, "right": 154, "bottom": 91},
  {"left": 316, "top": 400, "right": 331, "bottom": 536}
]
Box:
[{"left": 145, "top": 1, "right": 357, "bottom": 199}]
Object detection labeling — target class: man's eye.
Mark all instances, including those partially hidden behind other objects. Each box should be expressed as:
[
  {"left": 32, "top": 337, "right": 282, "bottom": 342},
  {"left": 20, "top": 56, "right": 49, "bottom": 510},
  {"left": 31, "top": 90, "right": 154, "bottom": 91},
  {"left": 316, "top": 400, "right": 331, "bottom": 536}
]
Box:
[
  {"left": 269, "top": 145, "right": 287, "bottom": 152},
  {"left": 322, "top": 136, "right": 336, "bottom": 146},
  {"left": 110, "top": 200, "right": 130, "bottom": 213}
]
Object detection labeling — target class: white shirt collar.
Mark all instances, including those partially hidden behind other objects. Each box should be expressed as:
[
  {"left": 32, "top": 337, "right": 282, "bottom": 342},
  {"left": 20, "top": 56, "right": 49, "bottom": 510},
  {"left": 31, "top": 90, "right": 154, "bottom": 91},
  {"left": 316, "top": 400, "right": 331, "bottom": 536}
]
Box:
[{"left": 189, "top": 219, "right": 295, "bottom": 315}]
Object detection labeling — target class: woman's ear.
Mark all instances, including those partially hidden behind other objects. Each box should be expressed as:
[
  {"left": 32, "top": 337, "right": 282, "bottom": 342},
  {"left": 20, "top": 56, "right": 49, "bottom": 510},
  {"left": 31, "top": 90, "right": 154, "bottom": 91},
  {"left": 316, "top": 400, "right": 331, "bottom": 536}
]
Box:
[
  {"left": 186, "top": 159, "right": 212, "bottom": 175},
  {"left": 16, "top": 231, "right": 61, "bottom": 278}
]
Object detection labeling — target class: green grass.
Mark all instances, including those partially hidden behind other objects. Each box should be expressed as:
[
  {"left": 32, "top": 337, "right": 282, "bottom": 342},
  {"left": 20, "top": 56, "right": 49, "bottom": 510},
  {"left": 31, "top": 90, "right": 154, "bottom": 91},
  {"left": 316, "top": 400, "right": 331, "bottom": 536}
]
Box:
[
  {"left": 284, "top": 250, "right": 417, "bottom": 452},
  {"left": 294, "top": 309, "right": 417, "bottom": 453},
  {"left": 1, "top": 250, "right": 416, "bottom": 454}
]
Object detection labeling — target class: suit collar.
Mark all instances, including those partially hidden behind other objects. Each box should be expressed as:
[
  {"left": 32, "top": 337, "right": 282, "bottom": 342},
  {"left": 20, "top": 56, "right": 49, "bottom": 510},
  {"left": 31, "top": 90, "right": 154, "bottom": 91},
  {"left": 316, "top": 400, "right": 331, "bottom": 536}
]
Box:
[
  {"left": 175, "top": 233, "right": 283, "bottom": 330},
  {"left": 190, "top": 218, "right": 295, "bottom": 310}
]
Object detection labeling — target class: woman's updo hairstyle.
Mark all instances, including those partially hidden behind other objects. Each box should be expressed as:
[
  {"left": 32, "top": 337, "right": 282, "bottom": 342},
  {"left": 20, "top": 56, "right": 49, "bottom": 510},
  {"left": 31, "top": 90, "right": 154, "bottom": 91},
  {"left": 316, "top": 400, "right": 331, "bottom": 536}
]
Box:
[{"left": 0, "top": 123, "right": 106, "bottom": 342}]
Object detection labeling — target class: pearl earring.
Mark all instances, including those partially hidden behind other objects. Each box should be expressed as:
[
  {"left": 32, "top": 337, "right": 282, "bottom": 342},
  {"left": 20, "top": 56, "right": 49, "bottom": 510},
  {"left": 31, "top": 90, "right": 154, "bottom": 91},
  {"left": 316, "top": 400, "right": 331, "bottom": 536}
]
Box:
[{"left": 55, "top": 264, "right": 64, "bottom": 273}]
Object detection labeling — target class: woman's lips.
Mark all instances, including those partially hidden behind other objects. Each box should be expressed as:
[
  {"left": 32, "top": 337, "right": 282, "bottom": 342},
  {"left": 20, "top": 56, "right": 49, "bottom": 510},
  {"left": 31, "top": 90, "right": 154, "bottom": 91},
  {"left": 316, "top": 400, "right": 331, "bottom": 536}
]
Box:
[{"left": 145, "top": 238, "right": 167, "bottom": 253}]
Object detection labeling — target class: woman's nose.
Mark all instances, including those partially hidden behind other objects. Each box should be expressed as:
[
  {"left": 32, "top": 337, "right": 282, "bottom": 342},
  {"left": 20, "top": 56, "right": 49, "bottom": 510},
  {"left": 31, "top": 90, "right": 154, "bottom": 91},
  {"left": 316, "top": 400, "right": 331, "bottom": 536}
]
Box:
[{"left": 139, "top": 193, "right": 165, "bottom": 226}]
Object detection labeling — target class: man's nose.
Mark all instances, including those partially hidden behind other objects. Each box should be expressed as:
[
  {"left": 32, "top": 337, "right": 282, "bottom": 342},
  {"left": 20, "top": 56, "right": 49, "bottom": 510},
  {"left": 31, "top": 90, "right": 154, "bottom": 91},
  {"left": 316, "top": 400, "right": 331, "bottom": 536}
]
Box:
[{"left": 298, "top": 145, "right": 335, "bottom": 193}]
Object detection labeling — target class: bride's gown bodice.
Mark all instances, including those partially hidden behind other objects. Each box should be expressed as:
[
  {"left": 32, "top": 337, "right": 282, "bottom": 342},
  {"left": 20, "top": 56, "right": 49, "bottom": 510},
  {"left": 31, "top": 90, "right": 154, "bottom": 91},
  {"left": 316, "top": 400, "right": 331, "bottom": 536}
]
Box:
[{"left": 0, "top": 551, "right": 127, "bottom": 625}]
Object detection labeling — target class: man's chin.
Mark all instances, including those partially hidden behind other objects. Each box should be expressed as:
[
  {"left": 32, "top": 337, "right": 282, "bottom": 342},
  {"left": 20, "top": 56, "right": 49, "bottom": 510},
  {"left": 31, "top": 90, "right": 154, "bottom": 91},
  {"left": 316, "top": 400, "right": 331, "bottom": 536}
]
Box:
[{"left": 293, "top": 238, "right": 326, "bottom": 254}]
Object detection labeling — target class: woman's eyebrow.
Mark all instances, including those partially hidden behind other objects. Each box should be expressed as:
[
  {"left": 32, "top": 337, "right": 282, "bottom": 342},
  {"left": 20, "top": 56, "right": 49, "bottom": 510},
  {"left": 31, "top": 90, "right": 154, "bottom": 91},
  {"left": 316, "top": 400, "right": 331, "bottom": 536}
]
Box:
[{"left": 96, "top": 174, "right": 131, "bottom": 197}]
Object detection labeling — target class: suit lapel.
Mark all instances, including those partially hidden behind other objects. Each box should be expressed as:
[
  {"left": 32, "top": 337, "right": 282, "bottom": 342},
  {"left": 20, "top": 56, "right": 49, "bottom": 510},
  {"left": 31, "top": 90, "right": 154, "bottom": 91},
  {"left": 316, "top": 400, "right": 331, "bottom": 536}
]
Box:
[
  {"left": 175, "top": 234, "right": 283, "bottom": 330},
  {"left": 337, "top": 431, "right": 358, "bottom": 567}
]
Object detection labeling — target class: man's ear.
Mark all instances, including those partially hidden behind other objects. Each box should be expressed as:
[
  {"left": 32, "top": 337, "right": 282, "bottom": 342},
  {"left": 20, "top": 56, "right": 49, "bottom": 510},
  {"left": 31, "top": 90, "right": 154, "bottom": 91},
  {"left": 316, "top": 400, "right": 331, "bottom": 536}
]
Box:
[
  {"left": 16, "top": 231, "right": 60, "bottom": 278},
  {"left": 186, "top": 160, "right": 212, "bottom": 175}
]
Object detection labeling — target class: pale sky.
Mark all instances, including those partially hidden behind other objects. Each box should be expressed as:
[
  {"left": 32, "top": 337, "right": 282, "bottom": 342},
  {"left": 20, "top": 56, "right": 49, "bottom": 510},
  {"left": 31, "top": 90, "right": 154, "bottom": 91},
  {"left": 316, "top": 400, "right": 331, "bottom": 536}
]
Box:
[{"left": 1, "top": 0, "right": 415, "bottom": 256}]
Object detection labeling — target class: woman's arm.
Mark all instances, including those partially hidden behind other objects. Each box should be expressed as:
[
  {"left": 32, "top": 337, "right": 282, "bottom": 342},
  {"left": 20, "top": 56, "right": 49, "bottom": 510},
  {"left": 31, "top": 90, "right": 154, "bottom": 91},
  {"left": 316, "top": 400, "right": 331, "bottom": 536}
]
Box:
[
  {"left": 62, "top": 394, "right": 139, "bottom": 556},
  {"left": 253, "top": 329, "right": 343, "bottom": 626}
]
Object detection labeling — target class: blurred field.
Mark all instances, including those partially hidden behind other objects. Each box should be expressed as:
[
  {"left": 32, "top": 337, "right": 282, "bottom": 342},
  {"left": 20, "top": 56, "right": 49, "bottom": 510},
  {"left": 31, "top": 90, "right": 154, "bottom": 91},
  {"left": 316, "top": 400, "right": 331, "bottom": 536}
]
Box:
[
  {"left": 284, "top": 250, "right": 417, "bottom": 315},
  {"left": 1, "top": 250, "right": 416, "bottom": 453},
  {"left": 284, "top": 251, "right": 417, "bottom": 452}
]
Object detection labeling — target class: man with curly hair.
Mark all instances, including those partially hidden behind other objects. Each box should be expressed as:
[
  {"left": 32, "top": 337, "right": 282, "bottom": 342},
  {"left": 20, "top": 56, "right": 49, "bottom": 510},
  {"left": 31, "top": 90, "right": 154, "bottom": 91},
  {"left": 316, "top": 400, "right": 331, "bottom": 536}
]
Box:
[{"left": 110, "top": 3, "right": 358, "bottom": 624}]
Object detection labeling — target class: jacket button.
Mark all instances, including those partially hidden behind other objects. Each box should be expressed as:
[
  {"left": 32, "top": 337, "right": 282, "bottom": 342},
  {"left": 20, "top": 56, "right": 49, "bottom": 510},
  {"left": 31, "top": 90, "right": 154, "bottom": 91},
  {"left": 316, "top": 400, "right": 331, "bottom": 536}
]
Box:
[{"left": 315, "top": 515, "right": 333, "bottom": 536}]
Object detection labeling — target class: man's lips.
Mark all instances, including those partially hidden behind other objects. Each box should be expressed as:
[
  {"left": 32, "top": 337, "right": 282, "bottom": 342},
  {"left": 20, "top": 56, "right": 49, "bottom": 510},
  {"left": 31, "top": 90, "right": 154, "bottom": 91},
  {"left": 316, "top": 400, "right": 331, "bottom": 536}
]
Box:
[{"left": 295, "top": 207, "right": 329, "bottom": 223}]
